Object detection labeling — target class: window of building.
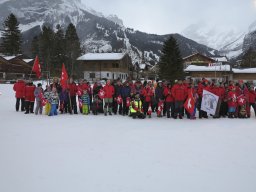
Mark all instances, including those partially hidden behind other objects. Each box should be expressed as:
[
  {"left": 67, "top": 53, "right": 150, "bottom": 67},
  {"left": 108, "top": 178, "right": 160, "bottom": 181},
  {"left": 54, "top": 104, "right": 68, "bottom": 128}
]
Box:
[
  {"left": 112, "top": 63, "right": 119, "bottom": 68},
  {"left": 107, "top": 73, "right": 109, "bottom": 77}
]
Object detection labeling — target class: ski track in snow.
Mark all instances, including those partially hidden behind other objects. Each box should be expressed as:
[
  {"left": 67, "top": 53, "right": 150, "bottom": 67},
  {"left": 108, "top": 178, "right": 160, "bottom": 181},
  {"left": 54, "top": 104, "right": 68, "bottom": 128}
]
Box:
[{"left": 0, "top": 84, "right": 256, "bottom": 192}]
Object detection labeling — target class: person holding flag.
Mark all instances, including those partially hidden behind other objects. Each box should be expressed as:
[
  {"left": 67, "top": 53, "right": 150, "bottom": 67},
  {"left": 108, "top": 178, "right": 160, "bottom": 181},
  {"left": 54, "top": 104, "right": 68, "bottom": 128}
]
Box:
[{"left": 184, "top": 83, "right": 197, "bottom": 120}]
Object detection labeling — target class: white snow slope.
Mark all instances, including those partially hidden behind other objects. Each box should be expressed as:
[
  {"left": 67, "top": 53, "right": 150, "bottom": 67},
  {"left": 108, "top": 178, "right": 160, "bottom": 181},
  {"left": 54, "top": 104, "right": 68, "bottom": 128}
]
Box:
[{"left": 0, "top": 83, "right": 256, "bottom": 192}]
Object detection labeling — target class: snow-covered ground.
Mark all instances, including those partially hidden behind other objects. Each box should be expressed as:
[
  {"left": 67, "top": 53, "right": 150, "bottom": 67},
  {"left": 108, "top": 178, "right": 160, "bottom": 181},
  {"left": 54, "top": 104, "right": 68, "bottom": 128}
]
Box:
[{"left": 0, "top": 83, "right": 256, "bottom": 192}]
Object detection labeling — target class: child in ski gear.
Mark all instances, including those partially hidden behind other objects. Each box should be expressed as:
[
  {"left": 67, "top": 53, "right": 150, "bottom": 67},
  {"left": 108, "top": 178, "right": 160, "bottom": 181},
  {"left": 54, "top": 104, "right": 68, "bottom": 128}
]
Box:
[
  {"left": 44, "top": 85, "right": 51, "bottom": 115},
  {"left": 81, "top": 89, "right": 90, "bottom": 115},
  {"left": 34, "top": 83, "right": 43, "bottom": 115},
  {"left": 227, "top": 87, "right": 237, "bottom": 118},
  {"left": 91, "top": 95, "right": 102, "bottom": 115},
  {"left": 49, "top": 87, "right": 59, "bottom": 116},
  {"left": 130, "top": 93, "right": 145, "bottom": 119}
]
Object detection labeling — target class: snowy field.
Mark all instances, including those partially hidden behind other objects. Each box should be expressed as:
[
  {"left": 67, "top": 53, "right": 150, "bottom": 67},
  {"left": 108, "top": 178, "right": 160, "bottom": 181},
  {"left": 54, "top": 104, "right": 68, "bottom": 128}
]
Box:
[{"left": 0, "top": 83, "right": 256, "bottom": 192}]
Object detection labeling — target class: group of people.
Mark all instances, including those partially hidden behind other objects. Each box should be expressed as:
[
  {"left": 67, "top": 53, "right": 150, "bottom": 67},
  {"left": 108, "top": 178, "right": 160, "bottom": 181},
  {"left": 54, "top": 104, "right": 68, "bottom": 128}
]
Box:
[{"left": 13, "top": 77, "right": 256, "bottom": 119}]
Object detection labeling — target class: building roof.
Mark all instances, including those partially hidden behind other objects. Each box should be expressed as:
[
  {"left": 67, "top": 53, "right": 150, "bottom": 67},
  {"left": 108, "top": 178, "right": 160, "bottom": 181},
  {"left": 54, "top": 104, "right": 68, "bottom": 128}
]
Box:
[
  {"left": 23, "top": 59, "right": 34, "bottom": 63},
  {"left": 211, "top": 56, "right": 228, "bottom": 62},
  {"left": 77, "top": 53, "right": 126, "bottom": 61},
  {"left": 183, "top": 53, "right": 215, "bottom": 62},
  {"left": 184, "top": 65, "right": 231, "bottom": 72},
  {"left": 3, "top": 56, "right": 17, "bottom": 61},
  {"left": 233, "top": 68, "right": 256, "bottom": 74}
]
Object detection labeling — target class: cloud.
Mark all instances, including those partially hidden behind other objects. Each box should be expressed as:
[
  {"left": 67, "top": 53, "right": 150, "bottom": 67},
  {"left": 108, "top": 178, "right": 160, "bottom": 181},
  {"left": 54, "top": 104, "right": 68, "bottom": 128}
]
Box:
[{"left": 81, "top": 0, "right": 256, "bottom": 34}]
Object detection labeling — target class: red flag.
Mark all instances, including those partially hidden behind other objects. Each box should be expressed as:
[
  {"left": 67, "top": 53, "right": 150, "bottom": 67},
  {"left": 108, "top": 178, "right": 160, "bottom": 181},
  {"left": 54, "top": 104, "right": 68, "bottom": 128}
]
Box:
[
  {"left": 126, "top": 97, "right": 131, "bottom": 107},
  {"left": 60, "top": 64, "right": 68, "bottom": 89},
  {"left": 32, "top": 55, "right": 41, "bottom": 78},
  {"left": 157, "top": 100, "right": 164, "bottom": 116},
  {"left": 98, "top": 89, "right": 105, "bottom": 99},
  {"left": 184, "top": 93, "right": 195, "bottom": 115},
  {"left": 237, "top": 95, "right": 246, "bottom": 106},
  {"left": 116, "top": 95, "right": 123, "bottom": 104}
]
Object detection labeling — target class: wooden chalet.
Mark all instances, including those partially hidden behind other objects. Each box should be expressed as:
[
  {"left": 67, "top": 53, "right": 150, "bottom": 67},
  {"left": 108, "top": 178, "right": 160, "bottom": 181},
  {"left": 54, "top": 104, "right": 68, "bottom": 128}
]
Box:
[
  {"left": 0, "top": 55, "right": 33, "bottom": 80},
  {"left": 77, "top": 53, "right": 133, "bottom": 80},
  {"left": 183, "top": 53, "right": 215, "bottom": 68}
]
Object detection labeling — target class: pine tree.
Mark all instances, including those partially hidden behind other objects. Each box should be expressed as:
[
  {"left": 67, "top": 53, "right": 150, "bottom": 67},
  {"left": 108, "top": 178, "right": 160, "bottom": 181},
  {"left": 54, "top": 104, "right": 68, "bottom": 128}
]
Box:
[
  {"left": 65, "top": 23, "right": 81, "bottom": 76},
  {"left": 52, "top": 24, "right": 66, "bottom": 76},
  {"left": 1, "top": 13, "right": 22, "bottom": 56},
  {"left": 31, "top": 36, "right": 39, "bottom": 58},
  {"left": 39, "top": 26, "right": 55, "bottom": 73},
  {"left": 158, "top": 36, "right": 184, "bottom": 82},
  {"left": 241, "top": 47, "right": 256, "bottom": 68}
]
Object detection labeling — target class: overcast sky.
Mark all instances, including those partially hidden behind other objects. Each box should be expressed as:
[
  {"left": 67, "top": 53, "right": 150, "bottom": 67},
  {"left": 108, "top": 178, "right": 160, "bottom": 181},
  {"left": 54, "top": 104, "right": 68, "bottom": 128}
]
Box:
[{"left": 81, "top": 0, "right": 256, "bottom": 34}]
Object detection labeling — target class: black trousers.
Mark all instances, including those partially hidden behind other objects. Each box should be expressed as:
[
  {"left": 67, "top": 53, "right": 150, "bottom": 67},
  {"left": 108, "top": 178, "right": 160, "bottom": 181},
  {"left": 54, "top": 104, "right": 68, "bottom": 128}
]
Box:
[
  {"left": 122, "top": 98, "right": 129, "bottom": 115},
  {"left": 219, "top": 101, "right": 228, "bottom": 117},
  {"left": 165, "top": 102, "right": 175, "bottom": 118},
  {"left": 16, "top": 98, "right": 25, "bottom": 111},
  {"left": 70, "top": 96, "right": 78, "bottom": 114},
  {"left": 25, "top": 101, "right": 34, "bottom": 113},
  {"left": 143, "top": 101, "right": 150, "bottom": 115}
]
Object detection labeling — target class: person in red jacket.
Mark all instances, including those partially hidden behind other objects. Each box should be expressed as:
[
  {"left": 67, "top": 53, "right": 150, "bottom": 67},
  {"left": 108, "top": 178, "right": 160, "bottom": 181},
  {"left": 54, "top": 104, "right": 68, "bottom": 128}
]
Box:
[
  {"left": 227, "top": 86, "right": 237, "bottom": 118},
  {"left": 171, "top": 79, "right": 187, "bottom": 119},
  {"left": 67, "top": 78, "right": 78, "bottom": 114},
  {"left": 103, "top": 79, "right": 115, "bottom": 116},
  {"left": 24, "top": 80, "right": 36, "bottom": 114},
  {"left": 248, "top": 86, "right": 256, "bottom": 117},
  {"left": 13, "top": 79, "right": 26, "bottom": 111},
  {"left": 142, "top": 82, "right": 154, "bottom": 118},
  {"left": 164, "top": 83, "right": 175, "bottom": 118}
]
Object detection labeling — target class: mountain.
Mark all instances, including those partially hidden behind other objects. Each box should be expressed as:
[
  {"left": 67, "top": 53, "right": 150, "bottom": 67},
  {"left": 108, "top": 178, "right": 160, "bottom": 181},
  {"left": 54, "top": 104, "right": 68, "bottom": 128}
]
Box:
[
  {"left": 0, "top": 0, "right": 217, "bottom": 65},
  {"left": 182, "top": 22, "right": 245, "bottom": 59},
  {"left": 182, "top": 20, "right": 256, "bottom": 60},
  {"left": 243, "top": 21, "right": 256, "bottom": 52}
]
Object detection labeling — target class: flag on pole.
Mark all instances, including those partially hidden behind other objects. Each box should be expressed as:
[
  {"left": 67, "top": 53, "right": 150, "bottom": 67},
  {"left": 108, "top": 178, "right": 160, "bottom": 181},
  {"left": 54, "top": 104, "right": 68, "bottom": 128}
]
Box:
[
  {"left": 60, "top": 63, "right": 68, "bottom": 89},
  {"left": 184, "top": 92, "right": 195, "bottom": 115},
  {"left": 237, "top": 95, "right": 246, "bottom": 106},
  {"left": 32, "top": 55, "right": 41, "bottom": 79}
]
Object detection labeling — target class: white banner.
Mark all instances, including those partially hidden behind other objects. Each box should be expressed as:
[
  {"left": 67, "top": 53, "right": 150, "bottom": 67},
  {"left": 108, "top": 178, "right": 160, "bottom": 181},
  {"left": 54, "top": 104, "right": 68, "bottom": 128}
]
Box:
[{"left": 201, "top": 90, "right": 219, "bottom": 115}]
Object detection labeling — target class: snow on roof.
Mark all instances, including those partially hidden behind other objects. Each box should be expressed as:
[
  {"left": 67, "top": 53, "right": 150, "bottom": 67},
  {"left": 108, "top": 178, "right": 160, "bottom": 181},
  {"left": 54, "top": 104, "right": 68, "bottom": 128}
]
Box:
[
  {"left": 211, "top": 56, "right": 228, "bottom": 62},
  {"left": 23, "top": 59, "right": 33, "bottom": 63},
  {"left": 185, "top": 65, "right": 231, "bottom": 72},
  {"left": 233, "top": 68, "right": 256, "bottom": 74},
  {"left": 3, "top": 56, "right": 17, "bottom": 61},
  {"left": 77, "top": 53, "right": 126, "bottom": 61}
]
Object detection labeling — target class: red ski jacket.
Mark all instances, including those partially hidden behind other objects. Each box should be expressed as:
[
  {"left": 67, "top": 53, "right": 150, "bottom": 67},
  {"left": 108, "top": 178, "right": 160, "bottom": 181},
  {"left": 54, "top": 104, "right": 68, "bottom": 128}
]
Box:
[
  {"left": 249, "top": 90, "right": 256, "bottom": 103},
  {"left": 13, "top": 80, "right": 25, "bottom": 98},
  {"left": 171, "top": 84, "right": 187, "bottom": 102},
  {"left": 24, "top": 84, "right": 36, "bottom": 102},
  {"left": 103, "top": 84, "right": 115, "bottom": 98},
  {"left": 164, "top": 87, "right": 174, "bottom": 102}
]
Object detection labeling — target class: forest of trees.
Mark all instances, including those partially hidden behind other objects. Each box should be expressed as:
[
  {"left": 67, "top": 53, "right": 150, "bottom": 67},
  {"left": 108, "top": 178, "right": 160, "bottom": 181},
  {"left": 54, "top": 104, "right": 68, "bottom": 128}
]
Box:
[{"left": 0, "top": 13, "right": 81, "bottom": 77}]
